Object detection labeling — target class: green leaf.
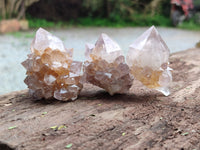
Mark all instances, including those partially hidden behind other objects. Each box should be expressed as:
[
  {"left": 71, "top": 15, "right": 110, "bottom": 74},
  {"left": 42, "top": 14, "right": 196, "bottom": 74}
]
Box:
[
  {"left": 8, "top": 126, "right": 17, "bottom": 130},
  {"left": 58, "top": 125, "right": 67, "bottom": 130},
  {"left": 65, "top": 143, "right": 73, "bottom": 149},
  {"left": 42, "top": 112, "right": 47, "bottom": 115},
  {"left": 182, "top": 132, "right": 189, "bottom": 136},
  {"left": 122, "top": 132, "right": 126, "bottom": 136},
  {"left": 50, "top": 126, "right": 57, "bottom": 130}
]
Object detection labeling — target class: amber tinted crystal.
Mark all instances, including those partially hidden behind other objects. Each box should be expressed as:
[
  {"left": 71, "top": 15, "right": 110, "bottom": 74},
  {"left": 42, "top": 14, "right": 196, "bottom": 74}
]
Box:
[
  {"left": 127, "top": 26, "right": 172, "bottom": 96},
  {"left": 22, "top": 28, "right": 83, "bottom": 101}
]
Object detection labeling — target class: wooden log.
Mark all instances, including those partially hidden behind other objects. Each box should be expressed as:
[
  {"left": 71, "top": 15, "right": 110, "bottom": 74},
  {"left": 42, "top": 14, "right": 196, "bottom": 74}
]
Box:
[{"left": 0, "top": 48, "right": 200, "bottom": 150}]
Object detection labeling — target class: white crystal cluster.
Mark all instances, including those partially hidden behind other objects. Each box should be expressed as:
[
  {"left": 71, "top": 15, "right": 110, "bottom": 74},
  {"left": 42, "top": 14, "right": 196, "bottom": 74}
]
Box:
[
  {"left": 22, "top": 28, "right": 83, "bottom": 101},
  {"left": 127, "top": 26, "right": 172, "bottom": 96},
  {"left": 83, "top": 33, "right": 133, "bottom": 95},
  {"left": 22, "top": 26, "right": 172, "bottom": 101}
]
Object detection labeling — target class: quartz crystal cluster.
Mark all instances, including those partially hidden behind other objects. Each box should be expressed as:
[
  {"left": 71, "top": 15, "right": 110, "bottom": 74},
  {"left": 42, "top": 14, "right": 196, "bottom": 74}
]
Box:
[
  {"left": 22, "top": 28, "right": 83, "bottom": 101},
  {"left": 83, "top": 33, "right": 133, "bottom": 95},
  {"left": 22, "top": 26, "right": 172, "bottom": 101},
  {"left": 127, "top": 26, "right": 172, "bottom": 96}
]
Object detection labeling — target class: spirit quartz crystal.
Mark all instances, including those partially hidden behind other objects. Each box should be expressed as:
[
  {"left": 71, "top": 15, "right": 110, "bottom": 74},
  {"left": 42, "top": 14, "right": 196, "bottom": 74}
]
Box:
[
  {"left": 126, "top": 26, "right": 172, "bottom": 96},
  {"left": 83, "top": 33, "right": 133, "bottom": 95},
  {"left": 22, "top": 28, "right": 83, "bottom": 101},
  {"left": 22, "top": 26, "right": 172, "bottom": 101}
]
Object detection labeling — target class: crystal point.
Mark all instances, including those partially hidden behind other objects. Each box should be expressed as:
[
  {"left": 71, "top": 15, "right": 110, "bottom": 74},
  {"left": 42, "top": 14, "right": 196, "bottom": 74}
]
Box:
[
  {"left": 22, "top": 28, "right": 83, "bottom": 101},
  {"left": 84, "top": 33, "right": 133, "bottom": 95},
  {"left": 127, "top": 26, "right": 172, "bottom": 96},
  {"left": 85, "top": 43, "right": 94, "bottom": 61},
  {"left": 31, "top": 28, "right": 65, "bottom": 54},
  {"left": 91, "top": 33, "right": 122, "bottom": 63}
]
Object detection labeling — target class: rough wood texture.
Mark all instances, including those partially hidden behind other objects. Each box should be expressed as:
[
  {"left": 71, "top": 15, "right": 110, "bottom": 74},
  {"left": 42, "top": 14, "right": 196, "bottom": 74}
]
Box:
[{"left": 0, "top": 48, "right": 200, "bottom": 150}]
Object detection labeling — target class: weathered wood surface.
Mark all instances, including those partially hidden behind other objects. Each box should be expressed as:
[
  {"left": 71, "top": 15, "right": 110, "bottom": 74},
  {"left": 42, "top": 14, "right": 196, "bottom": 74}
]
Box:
[{"left": 0, "top": 48, "right": 200, "bottom": 150}]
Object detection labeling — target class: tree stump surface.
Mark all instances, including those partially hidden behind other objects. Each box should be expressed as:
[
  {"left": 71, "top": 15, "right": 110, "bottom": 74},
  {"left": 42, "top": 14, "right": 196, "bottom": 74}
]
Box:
[{"left": 0, "top": 48, "right": 200, "bottom": 150}]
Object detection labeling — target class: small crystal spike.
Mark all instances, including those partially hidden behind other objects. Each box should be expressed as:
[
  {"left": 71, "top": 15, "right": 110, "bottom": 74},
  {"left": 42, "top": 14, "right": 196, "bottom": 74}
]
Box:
[
  {"left": 85, "top": 43, "right": 94, "bottom": 61},
  {"left": 84, "top": 33, "right": 133, "bottom": 95},
  {"left": 127, "top": 26, "right": 172, "bottom": 96}
]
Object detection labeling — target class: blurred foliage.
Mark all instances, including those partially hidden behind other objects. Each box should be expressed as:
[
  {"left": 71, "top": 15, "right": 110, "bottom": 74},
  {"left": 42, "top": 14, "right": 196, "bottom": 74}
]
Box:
[
  {"left": 0, "top": 0, "right": 40, "bottom": 19},
  {"left": 79, "top": 0, "right": 171, "bottom": 27},
  {"left": 77, "top": 15, "right": 170, "bottom": 27},
  {"left": 27, "top": 14, "right": 170, "bottom": 28},
  {"left": 24, "top": 0, "right": 172, "bottom": 28},
  {"left": 1, "top": 0, "right": 199, "bottom": 29},
  {"left": 81, "top": 0, "right": 170, "bottom": 22},
  {"left": 178, "top": 19, "right": 200, "bottom": 30},
  {"left": 26, "top": 0, "right": 170, "bottom": 24},
  {"left": 28, "top": 16, "right": 54, "bottom": 28},
  {"left": 7, "top": 31, "right": 35, "bottom": 38},
  {"left": 27, "top": 15, "right": 66, "bottom": 28},
  {"left": 26, "top": 0, "right": 82, "bottom": 21}
]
